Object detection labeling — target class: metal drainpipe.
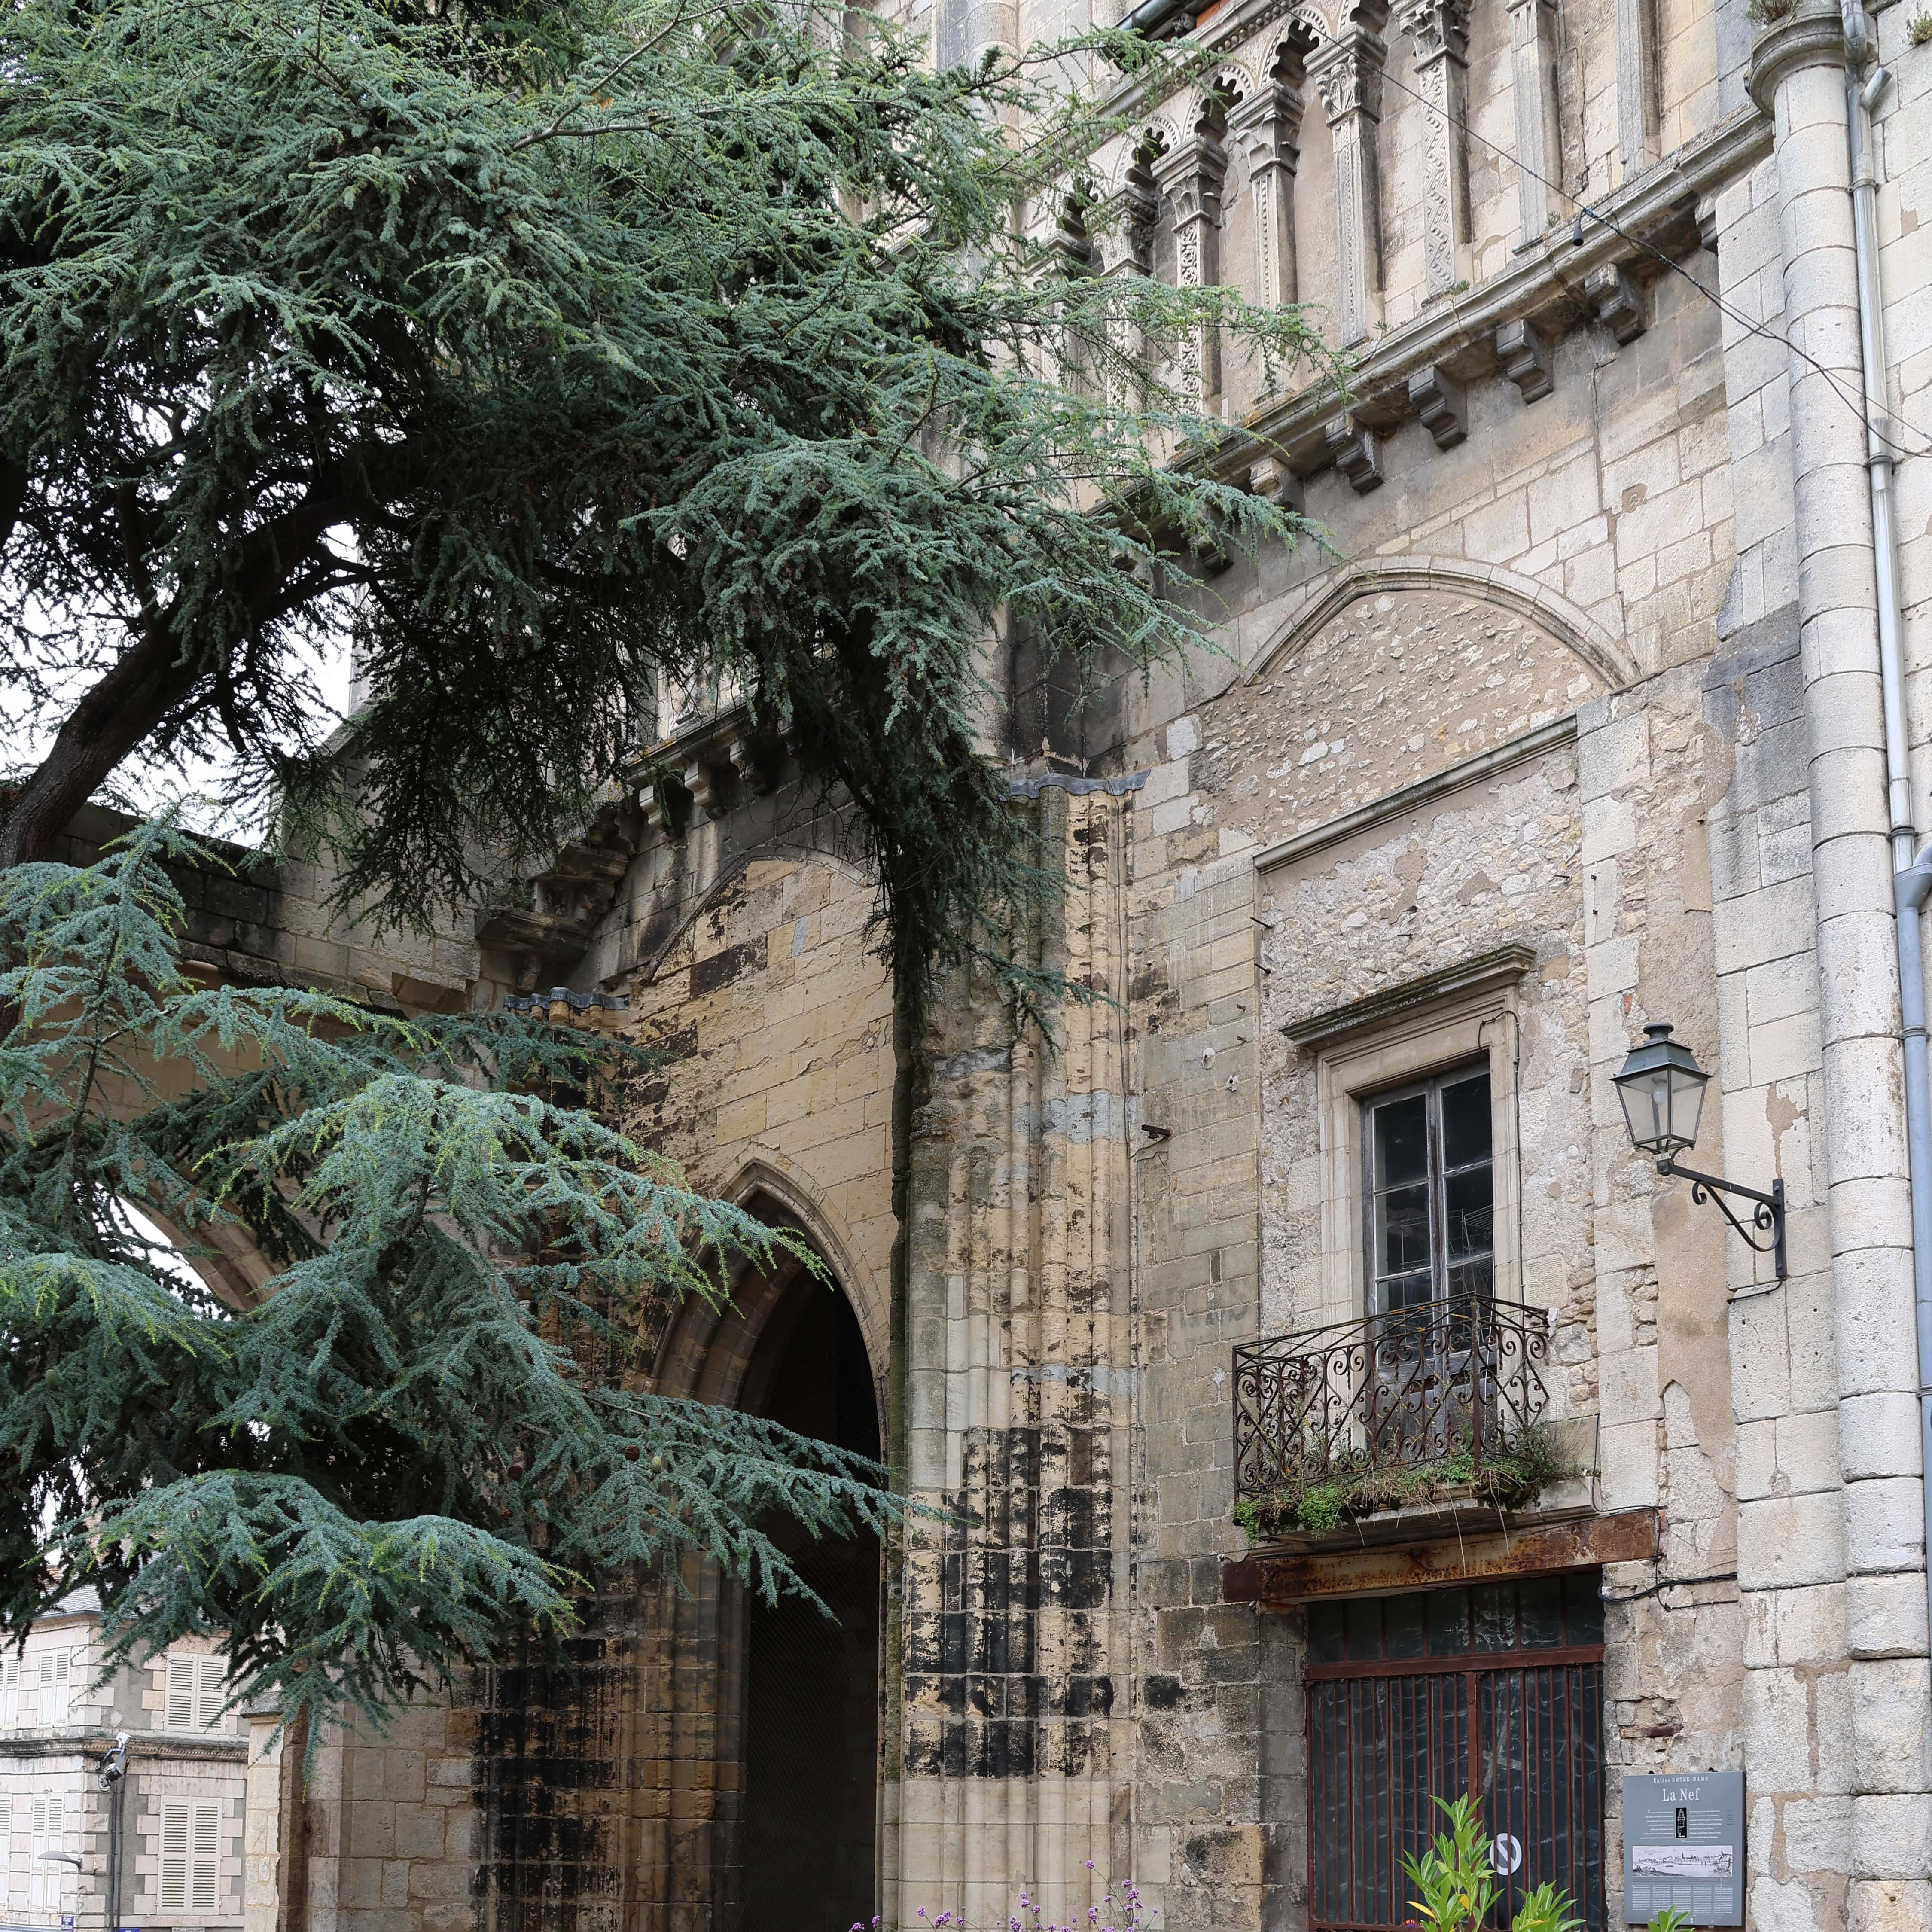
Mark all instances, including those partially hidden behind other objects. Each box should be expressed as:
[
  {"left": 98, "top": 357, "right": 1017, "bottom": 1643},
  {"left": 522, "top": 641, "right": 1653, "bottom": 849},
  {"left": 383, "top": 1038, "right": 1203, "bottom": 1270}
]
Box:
[{"left": 1843, "top": 13, "right": 1932, "bottom": 1651}]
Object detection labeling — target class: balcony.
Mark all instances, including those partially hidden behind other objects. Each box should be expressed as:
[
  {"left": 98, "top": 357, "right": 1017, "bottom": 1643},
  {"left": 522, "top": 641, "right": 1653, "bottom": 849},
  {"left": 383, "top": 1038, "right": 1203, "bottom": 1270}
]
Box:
[{"left": 1232, "top": 1296, "right": 1571, "bottom": 1547}]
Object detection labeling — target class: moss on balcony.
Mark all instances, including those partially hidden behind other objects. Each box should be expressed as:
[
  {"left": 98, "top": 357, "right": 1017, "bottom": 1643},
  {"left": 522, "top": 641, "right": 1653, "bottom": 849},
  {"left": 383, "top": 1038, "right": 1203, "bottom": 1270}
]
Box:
[{"left": 1232, "top": 1421, "right": 1579, "bottom": 1541}]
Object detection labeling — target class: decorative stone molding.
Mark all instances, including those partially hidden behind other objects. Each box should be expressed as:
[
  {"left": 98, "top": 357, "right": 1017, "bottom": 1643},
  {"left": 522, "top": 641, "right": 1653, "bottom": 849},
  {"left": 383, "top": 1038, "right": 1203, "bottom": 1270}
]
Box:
[
  {"left": 1496, "top": 317, "right": 1553, "bottom": 401},
  {"left": 1229, "top": 81, "right": 1305, "bottom": 311},
  {"left": 1408, "top": 364, "right": 1468, "bottom": 448},
  {"left": 1323, "top": 413, "right": 1383, "bottom": 491},
  {"left": 1506, "top": 0, "right": 1561, "bottom": 247},
  {"left": 1395, "top": 0, "right": 1471, "bottom": 297},
  {"left": 1308, "top": 8, "right": 1388, "bottom": 346},
  {"left": 1154, "top": 125, "right": 1229, "bottom": 404},
  {"left": 1584, "top": 261, "right": 1646, "bottom": 343}
]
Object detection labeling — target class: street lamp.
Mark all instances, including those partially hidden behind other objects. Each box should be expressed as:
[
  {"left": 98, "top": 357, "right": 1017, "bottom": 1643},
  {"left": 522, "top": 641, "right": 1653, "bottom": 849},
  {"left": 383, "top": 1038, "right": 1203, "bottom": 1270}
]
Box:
[{"left": 1613, "top": 1021, "right": 1786, "bottom": 1279}]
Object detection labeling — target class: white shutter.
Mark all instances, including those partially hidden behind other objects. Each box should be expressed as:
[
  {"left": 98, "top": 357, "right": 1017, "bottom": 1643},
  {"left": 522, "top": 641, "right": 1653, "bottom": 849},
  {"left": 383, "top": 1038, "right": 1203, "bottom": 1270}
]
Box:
[
  {"left": 29, "top": 1794, "right": 66, "bottom": 1913},
  {"left": 165, "top": 1653, "right": 196, "bottom": 1730},
  {"left": 190, "top": 1801, "right": 221, "bottom": 1912},
  {"left": 159, "top": 1799, "right": 190, "bottom": 1911},
  {"left": 196, "top": 1657, "right": 226, "bottom": 1731},
  {"left": 0, "top": 1654, "right": 18, "bottom": 1728},
  {"left": 39, "top": 1647, "right": 71, "bottom": 1725}
]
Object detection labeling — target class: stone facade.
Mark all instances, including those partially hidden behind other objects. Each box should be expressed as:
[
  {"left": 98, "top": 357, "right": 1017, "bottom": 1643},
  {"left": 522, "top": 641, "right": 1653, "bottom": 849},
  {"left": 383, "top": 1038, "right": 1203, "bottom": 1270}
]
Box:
[{"left": 63, "top": 0, "right": 1932, "bottom": 1927}]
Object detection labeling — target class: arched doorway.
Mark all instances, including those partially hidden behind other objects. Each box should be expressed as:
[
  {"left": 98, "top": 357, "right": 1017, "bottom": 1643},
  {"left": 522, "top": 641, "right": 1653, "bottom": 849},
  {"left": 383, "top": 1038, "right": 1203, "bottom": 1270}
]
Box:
[{"left": 730, "top": 1274, "right": 881, "bottom": 1931}]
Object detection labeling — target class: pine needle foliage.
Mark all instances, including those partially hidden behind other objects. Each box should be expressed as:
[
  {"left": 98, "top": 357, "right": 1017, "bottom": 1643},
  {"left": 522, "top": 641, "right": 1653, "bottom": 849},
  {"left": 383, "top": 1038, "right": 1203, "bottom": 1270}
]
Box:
[
  {"left": 0, "top": 820, "right": 897, "bottom": 1738},
  {"left": 0, "top": 0, "right": 1333, "bottom": 1027}
]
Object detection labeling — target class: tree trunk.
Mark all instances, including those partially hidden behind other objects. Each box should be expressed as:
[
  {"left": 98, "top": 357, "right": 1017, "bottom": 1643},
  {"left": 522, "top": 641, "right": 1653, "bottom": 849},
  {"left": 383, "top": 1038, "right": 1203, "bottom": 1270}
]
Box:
[{"left": 0, "top": 625, "right": 204, "bottom": 871}]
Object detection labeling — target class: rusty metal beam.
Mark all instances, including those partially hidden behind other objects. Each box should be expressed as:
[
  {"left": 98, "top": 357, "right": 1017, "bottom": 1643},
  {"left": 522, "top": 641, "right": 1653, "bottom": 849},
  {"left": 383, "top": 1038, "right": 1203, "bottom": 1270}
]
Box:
[{"left": 1220, "top": 1506, "right": 1660, "bottom": 1604}]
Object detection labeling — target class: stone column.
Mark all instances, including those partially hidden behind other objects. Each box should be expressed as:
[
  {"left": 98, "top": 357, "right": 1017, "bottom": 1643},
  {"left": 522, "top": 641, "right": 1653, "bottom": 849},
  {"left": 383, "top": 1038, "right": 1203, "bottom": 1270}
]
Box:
[
  {"left": 1395, "top": 0, "right": 1471, "bottom": 296},
  {"left": 1308, "top": 8, "right": 1388, "bottom": 346},
  {"left": 1506, "top": 0, "right": 1561, "bottom": 246},
  {"left": 1155, "top": 125, "right": 1229, "bottom": 409},
  {"left": 1616, "top": 0, "right": 1658, "bottom": 180},
  {"left": 1229, "top": 81, "right": 1304, "bottom": 311},
  {"left": 1746, "top": 16, "right": 1932, "bottom": 1932}
]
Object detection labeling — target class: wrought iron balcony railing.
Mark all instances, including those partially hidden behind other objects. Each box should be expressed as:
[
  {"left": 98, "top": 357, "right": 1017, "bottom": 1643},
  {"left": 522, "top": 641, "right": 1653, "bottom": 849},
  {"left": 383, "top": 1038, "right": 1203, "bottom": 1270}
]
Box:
[{"left": 1233, "top": 1295, "right": 1555, "bottom": 1508}]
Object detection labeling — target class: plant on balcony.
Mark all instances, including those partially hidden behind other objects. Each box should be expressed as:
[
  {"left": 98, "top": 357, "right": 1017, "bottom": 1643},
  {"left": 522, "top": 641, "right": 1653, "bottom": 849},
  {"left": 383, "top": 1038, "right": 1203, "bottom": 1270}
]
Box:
[{"left": 1232, "top": 1421, "right": 1578, "bottom": 1540}]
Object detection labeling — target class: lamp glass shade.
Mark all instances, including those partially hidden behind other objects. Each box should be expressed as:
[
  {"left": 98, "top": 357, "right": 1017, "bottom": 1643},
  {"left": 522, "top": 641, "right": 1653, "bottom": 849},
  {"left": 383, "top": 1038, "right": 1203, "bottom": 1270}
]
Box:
[{"left": 1612, "top": 1022, "right": 1709, "bottom": 1156}]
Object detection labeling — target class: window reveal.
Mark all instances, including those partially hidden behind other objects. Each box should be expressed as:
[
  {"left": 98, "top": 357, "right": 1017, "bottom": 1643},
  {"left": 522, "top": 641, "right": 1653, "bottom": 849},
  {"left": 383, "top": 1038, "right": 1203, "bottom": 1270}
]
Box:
[
  {"left": 1306, "top": 1575, "right": 1606, "bottom": 1932},
  {"left": 1368, "top": 1066, "right": 1495, "bottom": 1313}
]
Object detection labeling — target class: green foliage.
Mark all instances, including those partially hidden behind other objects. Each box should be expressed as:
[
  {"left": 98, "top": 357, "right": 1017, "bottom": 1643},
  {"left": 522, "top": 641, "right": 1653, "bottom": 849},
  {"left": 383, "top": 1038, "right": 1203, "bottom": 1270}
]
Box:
[
  {"left": 1402, "top": 1795, "right": 1583, "bottom": 1932},
  {"left": 1232, "top": 1423, "right": 1577, "bottom": 1540},
  {"left": 0, "top": 0, "right": 1333, "bottom": 1028},
  {"left": 0, "top": 821, "right": 897, "bottom": 1740},
  {"left": 1646, "top": 1911, "right": 1692, "bottom": 1932}
]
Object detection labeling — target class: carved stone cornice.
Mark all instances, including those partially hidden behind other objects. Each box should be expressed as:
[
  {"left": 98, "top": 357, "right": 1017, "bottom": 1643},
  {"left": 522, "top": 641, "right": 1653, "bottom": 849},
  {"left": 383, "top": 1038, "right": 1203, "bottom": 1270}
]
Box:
[{"left": 1188, "top": 103, "right": 1771, "bottom": 485}]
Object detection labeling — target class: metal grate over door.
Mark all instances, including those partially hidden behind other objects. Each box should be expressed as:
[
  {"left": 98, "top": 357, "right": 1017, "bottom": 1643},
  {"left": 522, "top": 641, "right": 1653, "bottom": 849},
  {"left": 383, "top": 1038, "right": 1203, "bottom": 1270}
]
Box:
[{"left": 1307, "top": 1575, "right": 1606, "bottom": 1932}]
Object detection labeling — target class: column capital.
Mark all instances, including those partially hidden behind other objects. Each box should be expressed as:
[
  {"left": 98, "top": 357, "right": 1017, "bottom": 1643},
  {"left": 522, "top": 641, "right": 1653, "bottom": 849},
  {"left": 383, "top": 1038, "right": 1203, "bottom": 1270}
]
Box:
[
  {"left": 1395, "top": 0, "right": 1469, "bottom": 67},
  {"left": 1153, "top": 132, "right": 1228, "bottom": 226},
  {"left": 1309, "top": 30, "right": 1387, "bottom": 124},
  {"left": 1746, "top": 6, "right": 1850, "bottom": 115},
  {"left": 1228, "top": 82, "right": 1306, "bottom": 174}
]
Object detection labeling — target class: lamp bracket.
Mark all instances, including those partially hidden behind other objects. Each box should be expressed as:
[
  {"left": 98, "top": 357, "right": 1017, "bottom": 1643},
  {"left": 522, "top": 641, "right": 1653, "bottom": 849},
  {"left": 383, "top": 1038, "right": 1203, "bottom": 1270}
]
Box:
[{"left": 1656, "top": 1158, "right": 1787, "bottom": 1280}]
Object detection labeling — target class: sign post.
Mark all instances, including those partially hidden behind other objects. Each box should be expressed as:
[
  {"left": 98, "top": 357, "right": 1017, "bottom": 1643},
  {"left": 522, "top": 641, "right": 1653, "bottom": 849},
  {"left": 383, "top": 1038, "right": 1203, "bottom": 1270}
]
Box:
[{"left": 1621, "top": 1771, "right": 1745, "bottom": 1926}]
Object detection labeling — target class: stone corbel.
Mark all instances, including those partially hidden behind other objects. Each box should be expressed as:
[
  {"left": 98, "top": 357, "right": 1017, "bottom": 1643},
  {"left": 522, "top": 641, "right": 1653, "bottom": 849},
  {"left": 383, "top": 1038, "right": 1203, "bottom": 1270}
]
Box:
[
  {"left": 683, "top": 757, "right": 727, "bottom": 820},
  {"left": 1585, "top": 262, "right": 1646, "bottom": 344},
  {"left": 728, "top": 733, "right": 775, "bottom": 796},
  {"left": 1154, "top": 124, "right": 1230, "bottom": 408},
  {"left": 1247, "top": 452, "right": 1305, "bottom": 512},
  {"left": 1229, "top": 82, "right": 1305, "bottom": 313},
  {"left": 1308, "top": 10, "right": 1388, "bottom": 347},
  {"left": 1496, "top": 317, "right": 1554, "bottom": 401},
  {"left": 1408, "top": 365, "right": 1467, "bottom": 448},
  {"left": 1324, "top": 414, "right": 1383, "bottom": 492},
  {"left": 1505, "top": 0, "right": 1561, "bottom": 248},
  {"left": 1394, "top": 0, "right": 1472, "bottom": 298},
  {"left": 640, "top": 780, "right": 683, "bottom": 843}
]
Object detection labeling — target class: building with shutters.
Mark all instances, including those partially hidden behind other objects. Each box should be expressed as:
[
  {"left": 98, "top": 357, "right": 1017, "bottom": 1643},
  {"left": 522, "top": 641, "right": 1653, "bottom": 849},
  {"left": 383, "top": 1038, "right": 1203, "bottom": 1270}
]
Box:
[
  {"left": 33, "top": 0, "right": 1932, "bottom": 1920},
  {"left": 0, "top": 1603, "right": 246, "bottom": 1932}
]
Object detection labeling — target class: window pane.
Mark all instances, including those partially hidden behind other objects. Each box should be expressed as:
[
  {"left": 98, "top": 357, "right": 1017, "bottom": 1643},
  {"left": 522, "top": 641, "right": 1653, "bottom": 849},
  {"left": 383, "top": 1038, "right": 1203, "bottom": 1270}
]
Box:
[
  {"left": 1444, "top": 1165, "right": 1493, "bottom": 1262},
  {"left": 1309, "top": 1603, "right": 1345, "bottom": 1664},
  {"left": 1440, "top": 1072, "right": 1492, "bottom": 1169},
  {"left": 1447, "top": 1258, "right": 1494, "bottom": 1299},
  {"left": 1473, "top": 1583, "right": 1516, "bottom": 1652},
  {"left": 1379, "top": 1181, "right": 1432, "bottom": 1275},
  {"left": 1383, "top": 1269, "right": 1434, "bottom": 1312},
  {"left": 1564, "top": 1572, "right": 1605, "bottom": 1646},
  {"left": 1518, "top": 1576, "right": 1563, "bottom": 1649},
  {"left": 1384, "top": 1595, "right": 1427, "bottom": 1659},
  {"left": 1345, "top": 1598, "right": 1385, "bottom": 1661},
  {"left": 1426, "top": 1588, "right": 1471, "bottom": 1655},
  {"left": 1374, "top": 1094, "right": 1429, "bottom": 1188}
]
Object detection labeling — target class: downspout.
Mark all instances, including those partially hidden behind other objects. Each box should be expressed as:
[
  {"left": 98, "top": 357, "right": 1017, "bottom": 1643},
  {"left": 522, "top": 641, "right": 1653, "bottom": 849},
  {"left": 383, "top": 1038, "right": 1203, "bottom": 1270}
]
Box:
[{"left": 1843, "top": 19, "right": 1932, "bottom": 1650}]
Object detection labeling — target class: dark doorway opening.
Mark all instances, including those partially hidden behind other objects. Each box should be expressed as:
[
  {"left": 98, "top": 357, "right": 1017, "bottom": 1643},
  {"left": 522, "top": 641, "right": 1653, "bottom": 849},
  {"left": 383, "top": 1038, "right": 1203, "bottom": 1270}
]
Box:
[{"left": 737, "top": 1279, "right": 881, "bottom": 1932}]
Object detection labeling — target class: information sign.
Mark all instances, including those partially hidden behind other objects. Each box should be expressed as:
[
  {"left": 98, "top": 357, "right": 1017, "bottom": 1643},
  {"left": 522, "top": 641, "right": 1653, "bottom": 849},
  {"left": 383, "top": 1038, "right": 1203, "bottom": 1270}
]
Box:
[{"left": 1622, "top": 1771, "right": 1745, "bottom": 1926}]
